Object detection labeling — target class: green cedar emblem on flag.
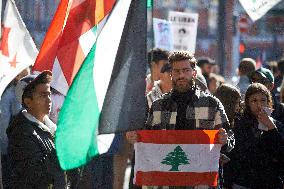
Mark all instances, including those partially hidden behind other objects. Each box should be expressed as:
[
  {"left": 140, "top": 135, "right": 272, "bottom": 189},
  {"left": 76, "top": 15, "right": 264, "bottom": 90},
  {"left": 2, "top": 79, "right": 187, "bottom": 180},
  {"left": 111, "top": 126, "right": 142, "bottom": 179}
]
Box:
[{"left": 161, "top": 146, "right": 190, "bottom": 171}]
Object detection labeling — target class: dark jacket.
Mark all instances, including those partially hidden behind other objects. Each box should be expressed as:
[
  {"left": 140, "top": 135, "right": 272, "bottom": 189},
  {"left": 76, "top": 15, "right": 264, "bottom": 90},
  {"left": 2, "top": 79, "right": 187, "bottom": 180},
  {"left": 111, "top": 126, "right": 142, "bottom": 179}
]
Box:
[
  {"left": 223, "top": 112, "right": 284, "bottom": 189},
  {"left": 143, "top": 88, "right": 234, "bottom": 189},
  {"left": 146, "top": 88, "right": 234, "bottom": 152},
  {"left": 7, "top": 111, "right": 65, "bottom": 189},
  {"left": 146, "top": 88, "right": 229, "bottom": 130}
]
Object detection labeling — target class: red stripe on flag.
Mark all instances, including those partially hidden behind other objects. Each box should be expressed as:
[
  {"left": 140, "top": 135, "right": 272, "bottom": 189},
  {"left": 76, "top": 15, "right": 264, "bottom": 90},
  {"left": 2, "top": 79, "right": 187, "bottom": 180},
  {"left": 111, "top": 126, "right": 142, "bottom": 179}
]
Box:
[
  {"left": 135, "top": 171, "right": 218, "bottom": 186},
  {"left": 33, "top": 0, "right": 69, "bottom": 72},
  {"left": 137, "top": 130, "right": 219, "bottom": 144}
]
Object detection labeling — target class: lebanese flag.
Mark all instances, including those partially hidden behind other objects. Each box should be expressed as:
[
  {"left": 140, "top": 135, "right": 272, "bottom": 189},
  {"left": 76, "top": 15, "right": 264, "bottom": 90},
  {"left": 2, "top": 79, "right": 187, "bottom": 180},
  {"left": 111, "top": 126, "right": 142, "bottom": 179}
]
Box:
[
  {"left": 32, "top": 0, "right": 116, "bottom": 95},
  {"left": 0, "top": 0, "right": 38, "bottom": 98},
  {"left": 134, "top": 130, "right": 221, "bottom": 186}
]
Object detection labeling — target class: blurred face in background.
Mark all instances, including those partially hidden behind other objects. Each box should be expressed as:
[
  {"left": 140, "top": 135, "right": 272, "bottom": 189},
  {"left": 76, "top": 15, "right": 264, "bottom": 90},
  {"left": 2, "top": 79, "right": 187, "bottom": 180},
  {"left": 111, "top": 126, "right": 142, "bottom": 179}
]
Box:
[
  {"left": 208, "top": 77, "right": 218, "bottom": 94},
  {"left": 160, "top": 72, "right": 172, "bottom": 85},
  {"left": 159, "top": 71, "right": 172, "bottom": 93},
  {"left": 201, "top": 63, "right": 214, "bottom": 76},
  {"left": 151, "top": 60, "right": 168, "bottom": 82}
]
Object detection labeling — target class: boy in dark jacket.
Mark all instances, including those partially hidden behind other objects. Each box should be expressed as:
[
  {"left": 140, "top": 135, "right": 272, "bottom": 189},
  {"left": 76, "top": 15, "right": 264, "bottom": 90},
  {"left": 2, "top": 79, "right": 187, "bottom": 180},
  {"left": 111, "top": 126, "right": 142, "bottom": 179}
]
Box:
[{"left": 7, "top": 71, "right": 66, "bottom": 189}]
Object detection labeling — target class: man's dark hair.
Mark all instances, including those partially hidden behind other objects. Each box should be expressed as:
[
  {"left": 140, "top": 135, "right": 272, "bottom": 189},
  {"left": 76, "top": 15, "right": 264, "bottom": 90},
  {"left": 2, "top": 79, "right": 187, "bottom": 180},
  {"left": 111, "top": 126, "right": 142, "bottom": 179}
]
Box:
[
  {"left": 168, "top": 51, "right": 196, "bottom": 69},
  {"left": 238, "top": 58, "right": 256, "bottom": 75},
  {"left": 22, "top": 71, "right": 52, "bottom": 107},
  {"left": 277, "top": 58, "right": 284, "bottom": 75},
  {"left": 264, "top": 61, "right": 278, "bottom": 75},
  {"left": 197, "top": 57, "right": 215, "bottom": 67},
  {"left": 147, "top": 48, "right": 169, "bottom": 68}
]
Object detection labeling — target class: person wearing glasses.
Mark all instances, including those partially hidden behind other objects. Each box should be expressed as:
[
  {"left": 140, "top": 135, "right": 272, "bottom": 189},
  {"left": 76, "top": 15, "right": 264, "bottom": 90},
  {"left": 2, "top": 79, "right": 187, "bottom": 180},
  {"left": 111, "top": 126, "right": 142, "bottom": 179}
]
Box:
[{"left": 127, "top": 51, "right": 234, "bottom": 189}]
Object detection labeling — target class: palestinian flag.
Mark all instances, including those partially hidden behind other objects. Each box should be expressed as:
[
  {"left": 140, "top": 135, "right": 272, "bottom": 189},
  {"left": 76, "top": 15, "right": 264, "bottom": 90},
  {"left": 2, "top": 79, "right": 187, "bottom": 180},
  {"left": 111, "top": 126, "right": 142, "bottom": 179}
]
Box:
[
  {"left": 134, "top": 130, "right": 221, "bottom": 186},
  {"left": 34, "top": 0, "right": 146, "bottom": 170}
]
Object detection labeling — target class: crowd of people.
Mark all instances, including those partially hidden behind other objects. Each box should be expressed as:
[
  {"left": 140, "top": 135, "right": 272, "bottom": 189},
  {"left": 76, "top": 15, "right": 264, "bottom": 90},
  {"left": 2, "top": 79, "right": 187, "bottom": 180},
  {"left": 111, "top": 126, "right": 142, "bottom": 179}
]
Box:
[{"left": 0, "top": 48, "right": 283, "bottom": 189}]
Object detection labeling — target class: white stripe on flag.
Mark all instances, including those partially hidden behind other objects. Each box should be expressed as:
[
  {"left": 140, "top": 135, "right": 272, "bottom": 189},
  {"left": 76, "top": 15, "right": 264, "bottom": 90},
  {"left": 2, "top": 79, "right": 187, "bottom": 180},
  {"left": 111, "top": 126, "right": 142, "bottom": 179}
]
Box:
[
  {"left": 79, "top": 16, "right": 108, "bottom": 56},
  {"left": 134, "top": 143, "right": 221, "bottom": 172},
  {"left": 52, "top": 57, "right": 69, "bottom": 95},
  {"left": 97, "top": 134, "right": 115, "bottom": 154},
  {"left": 94, "top": 0, "right": 132, "bottom": 154},
  {"left": 93, "top": 0, "right": 132, "bottom": 111}
]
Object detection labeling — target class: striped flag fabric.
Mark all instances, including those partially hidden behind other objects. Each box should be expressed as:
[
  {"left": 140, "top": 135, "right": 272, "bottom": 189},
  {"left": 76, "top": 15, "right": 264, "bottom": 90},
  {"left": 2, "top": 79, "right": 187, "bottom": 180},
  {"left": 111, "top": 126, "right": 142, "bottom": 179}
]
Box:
[
  {"left": 134, "top": 130, "right": 221, "bottom": 187},
  {"left": 37, "top": 0, "right": 146, "bottom": 170},
  {"left": 32, "top": 0, "right": 116, "bottom": 95},
  {"left": 0, "top": 0, "right": 38, "bottom": 98}
]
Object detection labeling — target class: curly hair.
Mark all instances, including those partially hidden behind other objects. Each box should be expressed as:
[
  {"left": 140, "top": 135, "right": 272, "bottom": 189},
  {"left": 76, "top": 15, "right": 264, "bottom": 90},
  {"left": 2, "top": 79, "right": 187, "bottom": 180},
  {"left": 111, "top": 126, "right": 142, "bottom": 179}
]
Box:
[
  {"left": 244, "top": 83, "right": 273, "bottom": 111},
  {"left": 168, "top": 51, "right": 196, "bottom": 69}
]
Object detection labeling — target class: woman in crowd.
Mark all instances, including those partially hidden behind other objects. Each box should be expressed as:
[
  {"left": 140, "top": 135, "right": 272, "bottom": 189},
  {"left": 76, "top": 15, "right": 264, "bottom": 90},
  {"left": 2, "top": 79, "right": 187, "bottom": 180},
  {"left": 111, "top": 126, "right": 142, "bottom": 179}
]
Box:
[
  {"left": 215, "top": 84, "right": 241, "bottom": 127},
  {"left": 223, "top": 83, "right": 284, "bottom": 189},
  {"left": 214, "top": 84, "right": 241, "bottom": 188}
]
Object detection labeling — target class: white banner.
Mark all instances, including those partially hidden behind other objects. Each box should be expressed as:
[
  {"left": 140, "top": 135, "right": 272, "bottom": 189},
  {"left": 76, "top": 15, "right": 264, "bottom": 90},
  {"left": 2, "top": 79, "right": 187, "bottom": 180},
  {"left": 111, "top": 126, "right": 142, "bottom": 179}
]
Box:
[
  {"left": 168, "top": 11, "right": 198, "bottom": 53},
  {"left": 239, "top": 0, "right": 282, "bottom": 21},
  {"left": 153, "top": 18, "right": 173, "bottom": 51}
]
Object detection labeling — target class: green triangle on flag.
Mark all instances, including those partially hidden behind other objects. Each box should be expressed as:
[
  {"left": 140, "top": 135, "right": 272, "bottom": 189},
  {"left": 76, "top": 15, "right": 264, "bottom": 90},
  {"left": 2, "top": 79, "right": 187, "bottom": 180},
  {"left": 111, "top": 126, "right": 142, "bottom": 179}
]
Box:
[{"left": 56, "top": 43, "right": 99, "bottom": 170}]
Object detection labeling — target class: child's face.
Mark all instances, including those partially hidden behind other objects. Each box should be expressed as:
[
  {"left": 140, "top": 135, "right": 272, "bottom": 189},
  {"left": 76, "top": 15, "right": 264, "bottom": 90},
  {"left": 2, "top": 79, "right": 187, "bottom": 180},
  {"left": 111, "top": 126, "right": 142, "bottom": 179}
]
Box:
[{"left": 248, "top": 92, "right": 268, "bottom": 116}]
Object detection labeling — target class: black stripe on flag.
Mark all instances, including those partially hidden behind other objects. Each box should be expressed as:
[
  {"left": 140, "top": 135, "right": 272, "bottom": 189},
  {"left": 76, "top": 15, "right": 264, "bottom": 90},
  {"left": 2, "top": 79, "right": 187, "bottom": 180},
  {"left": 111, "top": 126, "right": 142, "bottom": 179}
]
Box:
[{"left": 99, "top": 0, "right": 147, "bottom": 134}]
